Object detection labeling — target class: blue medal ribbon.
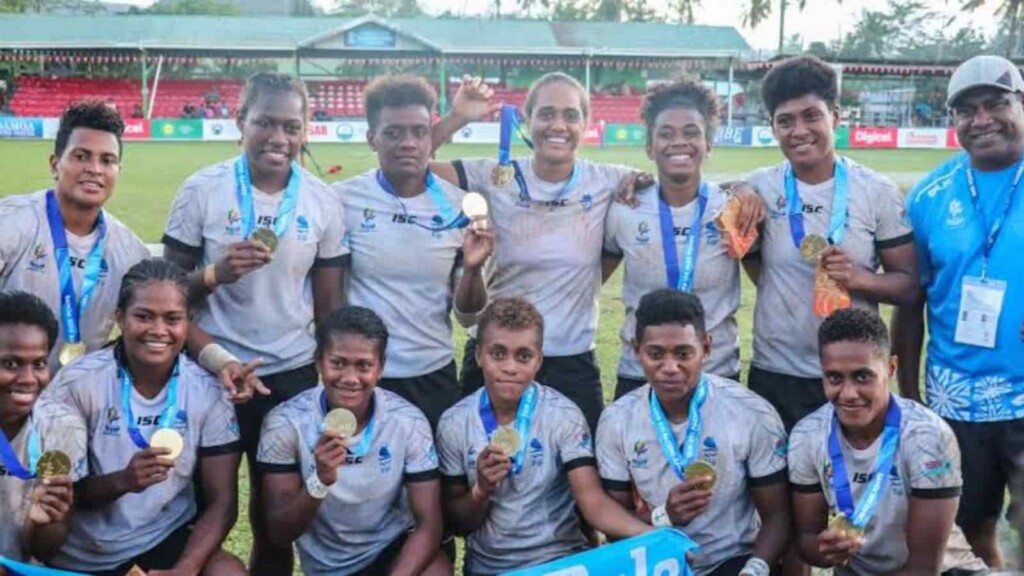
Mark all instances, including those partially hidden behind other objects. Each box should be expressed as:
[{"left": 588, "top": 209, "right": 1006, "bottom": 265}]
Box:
[
  {"left": 649, "top": 375, "right": 709, "bottom": 481},
  {"left": 376, "top": 169, "right": 469, "bottom": 232},
  {"left": 319, "top": 390, "right": 376, "bottom": 457},
  {"left": 479, "top": 384, "right": 538, "bottom": 475},
  {"left": 120, "top": 355, "right": 182, "bottom": 450},
  {"left": 233, "top": 154, "right": 301, "bottom": 240},
  {"left": 784, "top": 157, "right": 850, "bottom": 248},
  {"left": 965, "top": 159, "right": 1024, "bottom": 278},
  {"left": 497, "top": 103, "right": 533, "bottom": 156},
  {"left": 44, "top": 190, "right": 107, "bottom": 348},
  {"left": 0, "top": 414, "right": 40, "bottom": 480},
  {"left": 828, "top": 395, "right": 902, "bottom": 530},
  {"left": 658, "top": 183, "right": 709, "bottom": 293}
]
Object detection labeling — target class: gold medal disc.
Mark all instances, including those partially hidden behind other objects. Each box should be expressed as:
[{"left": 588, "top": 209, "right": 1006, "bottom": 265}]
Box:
[
  {"left": 150, "top": 428, "right": 185, "bottom": 460},
  {"left": 59, "top": 342, "right": 87, "bottom": 366},
  {"left": 491, "top": 165, "right": 515, "bottom": 188},
  {"left": 251, "top": 228, "right": 279, "bottom": 253},
  {"left": 324, "top": 408, "right": 358, "bottom": 437},
  {"left": 491, "top": 426, "right": 521, "bottom": 455},
  {"left": 462, "top": 192, "right": 489, "bottom": 219},
  {"left": 684, "top": 460, "right": 717, "bottom": 488},
  {"left": 828, "top": 512, "right": 864, "bottom": 537},
  {"left": 799, "top": 234, "right": 829, "bottom": 262},
  {"left": 35, "top": 450, "right": 71, "bottom": 478}
]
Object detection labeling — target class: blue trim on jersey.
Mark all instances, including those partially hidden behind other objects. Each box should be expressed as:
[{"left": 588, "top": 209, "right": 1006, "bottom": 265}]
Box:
[{"left": 907, "top": 152, "right": 1024, "bottom": 422}]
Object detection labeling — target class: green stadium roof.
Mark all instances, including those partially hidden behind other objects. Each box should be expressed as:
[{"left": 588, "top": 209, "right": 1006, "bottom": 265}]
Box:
[{"left": 0, "top": 14, "right": 750, "bottom": 58}]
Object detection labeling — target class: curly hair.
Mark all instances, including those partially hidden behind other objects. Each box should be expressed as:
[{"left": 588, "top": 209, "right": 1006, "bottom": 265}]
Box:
[
  {"left": 54, "top": 100, "right": 125, "bottom": 158},
  {"left": 363, "top": 74, "right": 437, "bottom": 133},
  {"left": 760, "top": 55, "right": 838, "bottom": 117},
  {"left": 640, "top": 79, "right": 721, "bottom": 145},
  {"left": 818, "top": 308, "right": 890, "bottom": 358},
  {"left": 237, "top": 72, "right": 309, "bottom": 124},
  {"left": 0, "top": 291, "right": 59, "bottom": 352},
  {"left": 476, "top": 297, "right": 544, "bottom": 347},
  {"left": 315, "top": 305, "right": 390, "bottom": 362},
  {"left": 635, "top": 289, "right": 706, "bottom": 342},
  {"left": 524, "top": 72, "right": 590, "bottom": 120}
]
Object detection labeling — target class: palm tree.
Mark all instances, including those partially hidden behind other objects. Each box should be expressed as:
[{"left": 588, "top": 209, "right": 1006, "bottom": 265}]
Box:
[
  {"left": 963, "top": 0, "right": 1024, "bottom": 57},
  {"left": 743, "top": 0, "right": 841, "bottom": 54}
]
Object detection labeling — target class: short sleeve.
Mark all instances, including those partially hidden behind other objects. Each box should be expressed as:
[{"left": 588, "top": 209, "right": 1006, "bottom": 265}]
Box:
[
  {"left": 198, "top": 389, "right": 242, "bottom": 456},
  {"left": 126, "top": 232, "right": 152, "bottom": 265},
  {"left": 905, "top": 191, "right": 932, "bottom": 286},
  {"left": 45, "top": 371, "right": 90, "bottom": 425},
  {"left": 45, "top": 409, "right": 89, "bottom": 482},
  {"left": 904, "top": 416, "right": 962, "bottom": 495},
  {"left": 595, "top": 408, "right": 631, "bottom": 490},
  {"left": 162, "top": 181, "right": 205, "bottom": 252},
  {"left": 315, "top": 188, "right": 350, "bottom": 263},
  {"left": 0, "top": 200, "right": 33, "bottom": 276},
  {"left": 745, "top": 402, "right": 788, "bottom": 486},
  {"left": 786, "top": 425, "right": 823, "bottom": 492},
  {"left": 554, "top": 404, "right": 595, "bottom": 471},
  {"left": 603, "top": 204, "right": 624, "bottom": 257},
  {"left": 457, "top": 159, "right": 495, "bottom": 193},
  {"left": 256, "top": 408, "right": 300, "bottom": 473},
  {"left": 435, "top": 415, "right": 466, "bottom": 479},
  {"left": 403, "top": 413, "right": 440, "bottom": 481},
  {"left": 873, "top": 176, "right": 915, "bottom": 248}
]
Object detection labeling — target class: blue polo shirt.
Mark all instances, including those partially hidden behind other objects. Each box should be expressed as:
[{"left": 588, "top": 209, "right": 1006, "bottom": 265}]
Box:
[{"left": 906, "top": 151, "right": 1024, "bottom": 422}]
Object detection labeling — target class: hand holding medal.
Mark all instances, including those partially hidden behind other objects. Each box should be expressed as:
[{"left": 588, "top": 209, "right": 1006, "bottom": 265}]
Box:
[
  {"left": 813, "top": 258, "right": 852, "bottom": 318},
  {"left": 818, "top": 512, "right": 865, "bottom": 567},
  {"left": 715, "top": 195, "right": 759, "bottom": 259},
  {"left": 26, "top": 460, "right": 74, "bottom": 526},
  {"left": 476, "top": 442, "right": 513, "bottom": 496}
]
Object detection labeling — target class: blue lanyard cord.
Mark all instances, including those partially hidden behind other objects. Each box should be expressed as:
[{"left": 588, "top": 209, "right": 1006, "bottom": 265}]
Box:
[
  {"left": 784, "top": 157, "right": 850, "bottom": 248},
  {"left": 479, "top": 384, "right": 538, "bottom": 475},
  {"left": 649, "top": 375, "right": 709, "bottom": 481},
  {"left": 319, "top": 389, "right": 376, "bottom": 457},
  {"left": 120, "top": 355, "right": 182, "bottom": 450},
  {"left": 233, "top": 155, "right": 301, "bottom": 240},
  {"left": 965, "top": 159, "right": 1024, "bottom": 274},
  {"left": 658, "top": 183, "right": 709, "bottom": 293},
  {"left": 44, "top": 190, "right": 107, "bottom": 345},
  {"left": 375, "top": 170, "right": 470, "bottom": 232},
  {"left": 511, "top": 161, "right": 580, "bottom": 204},
  {"left": 0, "top": 414, "right": 40, "bottom": 480},
  {"left": 828, "top": 395, "right": 902, "bottom": 529}
]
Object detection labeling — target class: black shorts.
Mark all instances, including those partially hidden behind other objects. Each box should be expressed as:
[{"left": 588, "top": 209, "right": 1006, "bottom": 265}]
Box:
[
  {"left": 747, "top": 365, "right": 826, "bottom": 432},
  {"left": 236, "top": 362, "right": 318, "bottom": 468},
  {"left": 380, "top": 361, "right": 460, "bottom": 431},
  {"left": 616, "top": 372, "right": 742, "bottom": 400},
  {"left": 947, "top": 417, "right": 1024, "bottom": 528},
  {"left": 82, "top": 523, "right": 192, "bottom": 576},
  {"left": 461, "top": 338, "right": 604, "bottom": 433},
  {"left": 351, "top": 531, "right": 410, "bottom": 576}
]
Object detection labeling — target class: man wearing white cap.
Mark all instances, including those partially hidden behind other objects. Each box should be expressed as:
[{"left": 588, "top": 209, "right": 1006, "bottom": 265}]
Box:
[{"left": 894, "top": 54, "right": 1024, "bottom": 568}]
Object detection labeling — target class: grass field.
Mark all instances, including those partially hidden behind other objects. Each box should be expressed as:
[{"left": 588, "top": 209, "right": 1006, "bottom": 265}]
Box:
[{"left": 0, "top": 142, "right": 978, "bottom": 573}]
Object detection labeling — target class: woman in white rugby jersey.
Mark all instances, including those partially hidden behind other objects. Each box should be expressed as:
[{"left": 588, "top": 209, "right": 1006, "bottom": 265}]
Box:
[
  {"left": 161, "top": 72, "right": 348, "bottom": 575},
  {"left": 46, "top": 259, "right": 245, "bottom": 576}
]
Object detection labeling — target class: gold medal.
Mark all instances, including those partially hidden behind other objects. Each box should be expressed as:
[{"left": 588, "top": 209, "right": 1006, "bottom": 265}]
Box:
[
  {"left": 491, "top": 164, "right": 515, "bottom": 188},
  {"left": 828, "top": 512, "right": 864, "bottom": 537},
  {"left": 684, "top": 460, "right": 717, "bottom": 488},
  {"left": 126, "top": 565, "right": 148, "bottom": 576},
  {"left": 799, "top": 233, "right": 828, "bottom": 262},
  {"left": 35, "top": 450, "right": 71, "bottom": 478},
  {"left": 463, "top": 192, "right": 490, "bottom": 231},
  {"left": 491, "top": 426, "right": 521, "bottom": 455},
  {"left": 150, "top": 428, "right": 184, "bottom": 460},
  {"left": 58, "top": 342, "right": 87, "bottom": 366},
  {"left": 324, "top": 408, "right": 358, "bottom": 437},
  {"left": 251, "top": 227, "right": 279, "bottom": 253}
]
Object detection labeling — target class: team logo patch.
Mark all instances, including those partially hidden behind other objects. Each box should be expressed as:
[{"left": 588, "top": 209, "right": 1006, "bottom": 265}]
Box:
[
  {"left": 578, "top": 431, "right": 593, "bottom": 451},
  {"left": 581, "top": 194, "right": 594, "bottom": 211},
  {"left": 295, "top": 215, "right": 310, "bottom": 241},
  {"left": 529, "top": 438, "right": 544, "bottom": 466},
  {"left": 427, "top": 445, "right": 438, "bottom": 466},
  {"left": 922, "top": 458, "right": 953, "bottom": 480},
  {"left": 631, "top": 440, "right": 649, "bottom": 469},
  {"left": 225, "top": 209, "right": 242, "bottom": 235},
  {"left": 773, "top": 437, "right": 788, "bottom": 458},
  {"left": 360, "top": 208, "right": 377, "bottom": 231},
  {"left": 103, "top": 405, "right": 121, "bottom": 435},
  {"left": 27, "top": 243, "right": 47, "bottom": 272},
  {"left": 769, "top": 194, "right": 788, "bottom": 218},
  {"left": 946, "top": 198, "right": 965, "bottom": 228},
  {"left": 703, "top": 221, "right": 721, "bottom": 247},
  {"left": 378, "top": 445, "right": 393, "bottom": 473},
  {"left": 635, "top": 221, "right": 651, "bottom": 245},
  {"left": 701, "top": 436, "right": 718, "bottom": 465}
]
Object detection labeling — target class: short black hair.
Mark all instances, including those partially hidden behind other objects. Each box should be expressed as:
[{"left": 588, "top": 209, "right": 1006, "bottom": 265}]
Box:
[
  {"left": 476, "top": 297, "right": 544, "bottom": 347},
  {"left": 315, "top": 305, "right": 389, "bottom": 362},
  {"left": 0, "top": 291, "right": 59, "bottom": 352},
  {"left": 640, "top": 79, "right": 720, "bottom": 145},
  {"left": 635, "top": 289, "right": 706, "bottom": 342},
  {"left": 54, "top": 100, "right": 125, "bottom": 158},
  {"left": 818, "top": 308, "right": 890, "bottom": 357},
  {"left": 238, "top": 72, "right": 309, "bottom": 124},
  {"left": 760, "top": 55, "right": 838, "bottom": 117},
  {"left": 363, "top": 74, "right": 437, "bottom": 133},
  {"left": 117, "top": 258, "right": 190, "bottom": 313}
]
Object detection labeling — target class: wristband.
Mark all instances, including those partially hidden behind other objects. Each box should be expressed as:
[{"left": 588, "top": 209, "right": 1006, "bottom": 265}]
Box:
[
  {"left": 740, "top": 557, "right": 770, "bottom": 576},
  {"left": 202, "top": 264, "right": 219, "bottom": 289},
  {"left": 197, "top": 343, "right": 240, "bottom": 374},
  {"left": 305, "top": 473, "right": 329, "bottom": 500},
  {"left": 651, "top": 504, "right": 672, "bottom": 527}
]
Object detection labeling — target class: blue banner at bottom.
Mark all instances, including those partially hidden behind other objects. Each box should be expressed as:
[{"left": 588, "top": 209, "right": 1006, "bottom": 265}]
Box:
[
  {"left": 0, "top": 558, "right": 84, "bottom": 576},
  {"left": 502, "top": 528, "right": 699, "bottom": 576}
]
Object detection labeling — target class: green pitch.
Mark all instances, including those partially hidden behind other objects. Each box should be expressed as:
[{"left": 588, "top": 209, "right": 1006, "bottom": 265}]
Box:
[{"left": 0, "top": 141, "right": 962, "bottom": 573}]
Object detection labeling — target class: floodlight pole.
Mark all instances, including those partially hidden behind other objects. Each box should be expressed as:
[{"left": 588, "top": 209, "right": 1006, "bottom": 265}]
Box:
[
  {"left": 438, "top": 55, "right": 448, "bottom": 113},
  {"left": 584, "top": 49, "right": 592, "bottom": 95},
  {"left": 140, "top": 49, "right": 148, "bottom": 117},
  {"left": 727, "top": 58, "right": 734, "bottom": 127}
]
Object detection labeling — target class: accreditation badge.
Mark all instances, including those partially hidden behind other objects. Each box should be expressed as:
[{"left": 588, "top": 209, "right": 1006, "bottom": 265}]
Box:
[{"left": 954, "top": 276, "right": 1006, "bottom": 349}]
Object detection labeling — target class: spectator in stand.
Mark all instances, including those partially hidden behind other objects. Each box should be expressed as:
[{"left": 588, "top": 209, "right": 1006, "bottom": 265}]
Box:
[
  {"left": 203, "top": 105, "right": 215, "bottom": 120},
  {"left": 219, "top": 102, "right": 230, "bottom": 118},
  {"left": 131, "top": 103, "right": 143, "bottom": 119}
]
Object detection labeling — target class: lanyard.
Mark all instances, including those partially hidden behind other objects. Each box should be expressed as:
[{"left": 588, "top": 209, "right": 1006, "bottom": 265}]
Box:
[
  {"left": 965, "top": 159, "right": 1024, "bottom": 278},
  {"left": 828, "top": 396, "right": 902, "bottom": 530},
  {"left": 511, "top": 160, "right": 580, "bottom": 205},
  {"left": 658, "top": 183, "right": 709, "bottom": 292},
  {"left": 497, "top": 103, "right": 534, "bottom": 159},
  {"left": 233, "top": 155, "right": 301, "bottom": 239},
  {"left": 319, "top": 390, "right": 376, "bottom": 457},
  {"left": 479, "top": 384, "right": 538, "bottom": 475},
  {"left": 649, "top": 375, "right": 709, "bottom": 481},
  {"left": 376, "top": 170, "right": 469, "bottom": 232},
  {"left": 784, "top": 158, "right": 850, "bottom": 248},
  {"left": 0, "top": 413, "right": 40, "bottom": 480},
  {"left": 44, "top": 190, "right": 106, "bottom": 346},
  {"left": 120, "top": 356, "right": 181, "bottom": 450}
]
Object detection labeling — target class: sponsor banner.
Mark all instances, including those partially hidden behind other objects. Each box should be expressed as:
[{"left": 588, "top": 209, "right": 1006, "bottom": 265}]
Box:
[
  {"left": 750, "top": 125, "right": 778, "bottom": 148},
  {"left": 714, "top": 125, "right": 751, "bottom": 147},
  {"left": 0, "top": 117, "right": 43, "bottom": 138},
  {"left": 897, "top": 128, "right": 947, "bottom": 149},
  {"left": 202, "top": 119, "right": 239, "bottom": 141},
  {"left": 835, "top": 126, "right": 850, "bottom": 149},
  {"left": 151, "top": 119, "right": 203, "bottom": 140},
  {"left": 452, "top": 122, "right": 501, "bottom": 144},
  {"left": 946, "top": 128, "right": 961, "bottom": 149},
  {"left": 850, "top": 126, "right": 898, "bottom": 149},
  {"left": 42, "top": 117, "right": 60, "bottom": 139},
  {"left": 503, "top": 528, "right": 699, "bottom": 576},
  {"left": 604, "top": 123, "right": 646, "bottom": 146},
  {"left": 306, "top": 121, "right": 369, "bottom": 143},
  {"left": 123, "top": 119, "right": 151, "bottom": 140},
  {"left": 583, "top": 123, "right": 604, "bottom": 146}
]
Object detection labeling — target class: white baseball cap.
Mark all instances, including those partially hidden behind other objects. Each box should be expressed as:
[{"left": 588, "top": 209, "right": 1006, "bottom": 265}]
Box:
[{"left": 947, "top": 55, "right": 1024, "bottom": 108}]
